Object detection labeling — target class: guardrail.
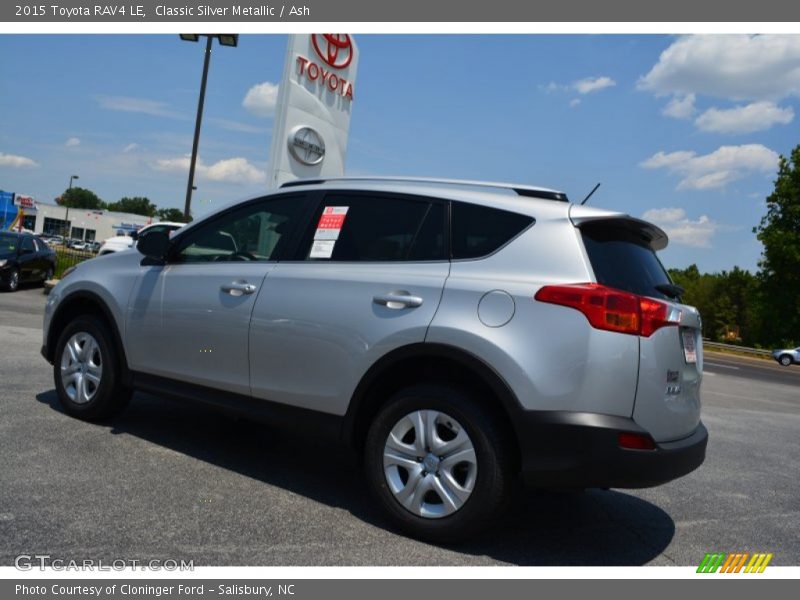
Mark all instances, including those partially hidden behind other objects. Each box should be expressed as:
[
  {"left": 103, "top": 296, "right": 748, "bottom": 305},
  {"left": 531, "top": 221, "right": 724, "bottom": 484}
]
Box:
[{"left": 703, "top": 340, "right": 772, "bottom": 358}]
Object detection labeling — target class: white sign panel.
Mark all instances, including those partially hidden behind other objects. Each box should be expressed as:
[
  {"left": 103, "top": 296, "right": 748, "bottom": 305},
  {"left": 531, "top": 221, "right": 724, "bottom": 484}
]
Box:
[
  {"left": 14, "top": 195, "right": 36, "bottom": 209},
  {"left": 265, "top": 34, "right": 359, "bottom": 188}
]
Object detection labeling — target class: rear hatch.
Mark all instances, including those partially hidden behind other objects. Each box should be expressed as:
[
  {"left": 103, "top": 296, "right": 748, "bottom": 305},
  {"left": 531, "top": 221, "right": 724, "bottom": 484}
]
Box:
[{"left": 573, "top": 208, "right": 702, "bottom": 443}]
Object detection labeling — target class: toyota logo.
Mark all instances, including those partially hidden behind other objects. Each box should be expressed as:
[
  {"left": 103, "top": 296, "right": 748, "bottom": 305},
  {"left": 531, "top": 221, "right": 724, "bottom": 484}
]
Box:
[
  {"left": 311, "top": 34, "right": 353, "bottom": 69},
  {"left": 288, "top": 126, "right": 326, "bottom": 166}
]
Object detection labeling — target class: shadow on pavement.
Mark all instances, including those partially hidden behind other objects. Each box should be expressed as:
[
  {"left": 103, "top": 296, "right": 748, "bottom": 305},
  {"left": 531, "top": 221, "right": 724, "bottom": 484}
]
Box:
[{"left": 36, "top": 389, "right": 675, "bottom": 565}]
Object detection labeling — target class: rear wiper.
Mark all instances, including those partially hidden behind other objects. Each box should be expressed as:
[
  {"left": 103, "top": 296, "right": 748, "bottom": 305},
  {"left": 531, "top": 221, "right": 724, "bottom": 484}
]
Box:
[{"left": 655, "top": 283, "right": 684, "bottom": 300}]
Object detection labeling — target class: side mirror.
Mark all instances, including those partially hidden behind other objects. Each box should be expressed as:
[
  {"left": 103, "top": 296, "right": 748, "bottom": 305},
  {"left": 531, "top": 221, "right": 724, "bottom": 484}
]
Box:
[
  {"left": 137, "top": 230, "right": 170, "bottom": 266},
  {"left": 130, "top": 230, "right": 139, "bottom": 241}
]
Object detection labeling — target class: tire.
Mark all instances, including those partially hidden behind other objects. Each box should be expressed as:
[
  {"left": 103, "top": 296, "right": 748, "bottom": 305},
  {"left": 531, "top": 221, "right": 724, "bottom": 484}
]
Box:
[
  {"left": 364, "top": 383, "right": 516, "bottom": 543},
  {"left": 53, "top": 315, "right": 132, "bottom": 421},
  {"left": 779, "top": 355, "right": 793, "bottom": 367},
  {"left": 2, "top": 268, "right": 19, "bottom": 292},
  {"left": 42, "top": 266, "right": 54, "bottom": 284}
]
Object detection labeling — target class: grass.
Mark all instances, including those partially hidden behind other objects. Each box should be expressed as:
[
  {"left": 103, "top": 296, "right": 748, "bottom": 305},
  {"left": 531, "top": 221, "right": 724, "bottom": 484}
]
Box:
[{"left": 53, "top": 247, "right": 95, "bottom": 278}]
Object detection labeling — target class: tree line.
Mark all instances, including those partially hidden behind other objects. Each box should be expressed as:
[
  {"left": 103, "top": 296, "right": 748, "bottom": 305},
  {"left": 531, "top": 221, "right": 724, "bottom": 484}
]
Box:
[
  {"left": 56, "top": 187, "right": 190, "bottom": 223},
  {"left": 670, "top": 144, "right": 799, "bottom": 349}
]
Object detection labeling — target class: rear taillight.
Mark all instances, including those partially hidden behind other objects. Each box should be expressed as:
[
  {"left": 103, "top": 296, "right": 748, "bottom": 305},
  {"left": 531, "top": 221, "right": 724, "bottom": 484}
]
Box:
[{"left": 534, "top": 283, "right": 680, "bottom": 337}]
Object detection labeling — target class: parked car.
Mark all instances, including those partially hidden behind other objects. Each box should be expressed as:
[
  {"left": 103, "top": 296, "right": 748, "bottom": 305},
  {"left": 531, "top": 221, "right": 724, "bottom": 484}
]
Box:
[
  {"left": 41, "top": 235, "right": 65, "bottom": 246},
  {"left": 41, "top": 177, "right": 707, "bottom": 541},
  {"left": 772, "top": 347, "right": 800, "bottom": 367},
  {"left": 98, "top": 221, "right": 185, "bottom": 256},
  {"left": 1, "top": 231, "right": 57, "bottom": 291},
  {"left": 88, "top": 241, "right": 102, "bottom": 254}
]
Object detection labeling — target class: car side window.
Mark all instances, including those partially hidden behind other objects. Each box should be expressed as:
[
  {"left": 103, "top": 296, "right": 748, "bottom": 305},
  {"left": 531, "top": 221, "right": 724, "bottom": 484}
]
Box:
[
  {"left": 303, "top": 194, "right": 445, "bottom": 262},
  {"left": 21, "top": 236, "right": 35, "bottom": 252},
  {"left": 173, "top": 195, "right": 307, "bottom": 263},
  {"left": 451, "top": 202, "right": 533, "bottom": 259}
]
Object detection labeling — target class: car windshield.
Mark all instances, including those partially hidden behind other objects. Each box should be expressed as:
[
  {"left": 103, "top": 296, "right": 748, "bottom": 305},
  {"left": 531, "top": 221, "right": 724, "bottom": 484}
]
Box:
[{"left": 0, "top": 234, "right": 19, "bottom": 253}]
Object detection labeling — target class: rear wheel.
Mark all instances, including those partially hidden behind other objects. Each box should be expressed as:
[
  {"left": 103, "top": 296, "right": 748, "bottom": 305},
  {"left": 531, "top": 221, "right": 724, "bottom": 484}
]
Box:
[
  {"left": 54, "top": 315, "right": 131, "bottom": 421},
  {"left": 364, "top": 383, "right": 515, "bottom": 543},
  {"left": 779, "top": 355, "right": 793, "bottom": 367}
]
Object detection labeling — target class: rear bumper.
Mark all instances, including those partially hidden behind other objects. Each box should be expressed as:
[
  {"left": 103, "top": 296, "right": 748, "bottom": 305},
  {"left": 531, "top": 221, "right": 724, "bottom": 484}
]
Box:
[{"left": 517, "top": 411, "right": 707, "bottom": 489}]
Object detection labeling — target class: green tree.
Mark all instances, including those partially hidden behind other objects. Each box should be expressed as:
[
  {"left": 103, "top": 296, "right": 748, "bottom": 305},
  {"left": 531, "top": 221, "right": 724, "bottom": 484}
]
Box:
[
  {"left": 669, "top": 265, "right": 761, "bottom": 344},
  {"left": 57, "top": 186, "right": 103, "bottom": 210},
  {"left": 156, "top": 207, "right": 191, "bottom": 222},
  {"left": 754, "top": 144, "right": 800, "bottom": 347},
  {"left": 105, "top": 196, "right": 157, "bottom": 217}
]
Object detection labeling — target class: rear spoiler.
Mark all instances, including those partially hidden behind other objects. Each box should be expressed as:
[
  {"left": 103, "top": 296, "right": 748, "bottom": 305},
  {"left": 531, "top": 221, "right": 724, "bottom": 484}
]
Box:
[{"left": 568, "top": 205, "right": 668, "bottom": 251}]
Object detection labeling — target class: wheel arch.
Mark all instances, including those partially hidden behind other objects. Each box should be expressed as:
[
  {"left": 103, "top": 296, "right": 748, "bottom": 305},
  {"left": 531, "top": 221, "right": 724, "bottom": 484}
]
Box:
[
  {"left": 343, "top": 343, "right": 523, "bottom": 462},
  {"left": 45, "top": 290, "right": 131, "bottom": 385}
]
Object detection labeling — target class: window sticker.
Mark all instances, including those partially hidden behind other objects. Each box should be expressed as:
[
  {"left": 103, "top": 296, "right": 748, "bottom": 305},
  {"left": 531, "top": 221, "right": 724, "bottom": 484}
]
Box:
[
  {"left": 314, "top": 206, "right": 349, "bottom": 240},
  {"left": 309, "top": 239, "right": 336, "bottom": 259}
]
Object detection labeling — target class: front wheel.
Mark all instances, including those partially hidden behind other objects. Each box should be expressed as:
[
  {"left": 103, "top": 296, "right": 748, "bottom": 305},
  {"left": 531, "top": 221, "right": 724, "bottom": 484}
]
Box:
[
  {"left": 2, "top": 267, "right": 19, "bottom": 292},
  {"left": 54, "top": 315, "right": 132, "bottom": 421},
  {"left": 364, "top": 384, "right": 516, "bottom": 543},
  {"left": 779, "top": 355, "right": 793, "bottom": 367}
]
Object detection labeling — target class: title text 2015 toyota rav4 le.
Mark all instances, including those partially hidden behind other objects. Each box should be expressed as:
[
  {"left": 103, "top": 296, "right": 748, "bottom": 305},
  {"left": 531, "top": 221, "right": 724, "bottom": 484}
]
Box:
[{"left": 41, "top": 177, "right": 707, "bottom": 541}]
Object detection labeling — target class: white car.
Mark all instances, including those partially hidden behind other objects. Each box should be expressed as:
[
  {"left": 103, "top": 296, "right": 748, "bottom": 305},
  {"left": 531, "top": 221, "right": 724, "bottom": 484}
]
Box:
[{"left": 98, "top": 222, "right": 185, "bottom": 256}]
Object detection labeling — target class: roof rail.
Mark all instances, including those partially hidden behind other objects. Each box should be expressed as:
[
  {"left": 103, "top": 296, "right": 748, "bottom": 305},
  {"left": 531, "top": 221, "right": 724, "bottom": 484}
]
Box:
[{"left": 280, "top": 176, "right": 569, "bottom": 202}]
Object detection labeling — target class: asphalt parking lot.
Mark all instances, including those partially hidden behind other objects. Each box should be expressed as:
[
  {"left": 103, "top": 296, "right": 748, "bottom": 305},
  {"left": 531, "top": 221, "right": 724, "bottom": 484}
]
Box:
[{"left": 1, "top": 285, "right": 798, "bottom": 566}]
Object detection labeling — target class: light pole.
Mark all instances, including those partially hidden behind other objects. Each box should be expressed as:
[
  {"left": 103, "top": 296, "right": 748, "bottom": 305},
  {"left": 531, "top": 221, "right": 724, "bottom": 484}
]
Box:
[
  {"left": 64, "top": 174, "right": 78, "bottom": 237},
  {"left": 179, "top": 33, "right": 239, "bottom": 221}
]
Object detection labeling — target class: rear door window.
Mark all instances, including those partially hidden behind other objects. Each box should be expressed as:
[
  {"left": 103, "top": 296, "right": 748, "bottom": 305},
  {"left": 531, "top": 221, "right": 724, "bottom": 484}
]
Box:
[
  {"left": 451, "top": 202, "right": 533, "bottom": 259},
  {"left": 302, "top": 194, "right": 446, "bottom": 261},
  {"left": 581, "top": 225, "right": 673, "bottom": 300}
]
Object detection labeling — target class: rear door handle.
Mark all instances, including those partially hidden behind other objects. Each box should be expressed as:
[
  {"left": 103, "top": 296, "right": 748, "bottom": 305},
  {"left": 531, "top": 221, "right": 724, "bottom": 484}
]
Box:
[
  {"left": 373, "top": 292, "right": 424, "bottom": 309},
  {"left": 221, "top": 281, "right": 257, "bottom": 296}
]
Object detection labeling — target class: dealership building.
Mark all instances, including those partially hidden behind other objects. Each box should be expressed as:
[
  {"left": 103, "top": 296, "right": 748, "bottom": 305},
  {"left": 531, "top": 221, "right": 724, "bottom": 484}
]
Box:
[{"left": 12, "top": 200, "right": 156, "bottom": 242}]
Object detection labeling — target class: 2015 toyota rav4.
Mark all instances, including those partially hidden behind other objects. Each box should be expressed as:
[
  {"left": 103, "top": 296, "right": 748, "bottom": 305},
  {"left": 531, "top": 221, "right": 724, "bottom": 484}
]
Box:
[{"left": 41, "top": 177, "right": 707, "bottom": 541}]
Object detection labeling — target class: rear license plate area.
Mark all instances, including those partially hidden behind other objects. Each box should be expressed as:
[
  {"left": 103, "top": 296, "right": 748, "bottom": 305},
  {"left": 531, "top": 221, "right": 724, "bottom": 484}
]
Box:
[{"left": 682, "top": 329, "right": 697, "bottom": 364}]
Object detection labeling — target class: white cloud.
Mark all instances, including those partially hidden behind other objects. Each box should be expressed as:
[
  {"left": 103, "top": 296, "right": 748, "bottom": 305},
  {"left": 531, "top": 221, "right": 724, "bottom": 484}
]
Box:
[
  {"left": 242, "top": 81, "right": 279, "bottom": 117},
  {"left": 97, "top": 95, "right": 182, "bottom": 118},
  {"left": 154, "top": 155, "right": 266, "bottom": 185},
  {"left": 639, "top": 35, "right": 800, "bottom": 101},
  {"left": 123, "top": 143, "right": 139, "bottom": 153},
  {"left": 65, "top": 137, "right": 81, "bottom": 147},
  {"left": 643, "top": 207, "right": 718, "bottom": 248},
  {"left": 0, "top": 152, "right": 39, "bottom": 168},
  {"left": 662, "top": 94, "right": 696, "bottom": 119},
  {"left": 694, "top": 101, "right": 794, "bottom": 134},
  {"left": 569, "top": 98, "right": 581, "bottom": 108},
  {"left": 641, "top": 144, "right": 779, "bottom": 190},
  {"left": 208, "top": 117, "right": 269, "bottom": 134},
  {"left": 573, "top": 76, "right": 616, "bottom": 95}
]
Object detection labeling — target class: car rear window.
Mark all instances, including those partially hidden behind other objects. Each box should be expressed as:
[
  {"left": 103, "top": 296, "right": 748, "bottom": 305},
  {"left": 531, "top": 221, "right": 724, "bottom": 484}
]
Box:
[
  {"left": 451, "top": 202, "right": 533, "bottom": 259},
  {"left": 581, "top": 225, "right": 673, "bottom": 300}
]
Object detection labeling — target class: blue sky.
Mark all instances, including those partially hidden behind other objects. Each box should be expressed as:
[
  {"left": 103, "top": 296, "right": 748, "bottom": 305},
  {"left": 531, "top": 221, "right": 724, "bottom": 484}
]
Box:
[{"left": 1, "top": 34, "right": 798, "bottom": 272}]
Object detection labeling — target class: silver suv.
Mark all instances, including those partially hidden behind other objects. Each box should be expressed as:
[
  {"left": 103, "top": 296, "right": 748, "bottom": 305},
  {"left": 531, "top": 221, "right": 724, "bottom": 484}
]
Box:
[{"left": 41, "top": 177, "right": 707, "bottom": 541}]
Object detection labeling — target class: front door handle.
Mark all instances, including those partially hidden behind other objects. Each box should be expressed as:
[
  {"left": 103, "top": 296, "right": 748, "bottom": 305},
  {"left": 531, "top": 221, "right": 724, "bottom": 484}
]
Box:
[
  {"left": 221, "top": 281, "right": 257, "bottom": 296},
  {"left": 373, "top": 292, "right": 424, "bottom": 309}
]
